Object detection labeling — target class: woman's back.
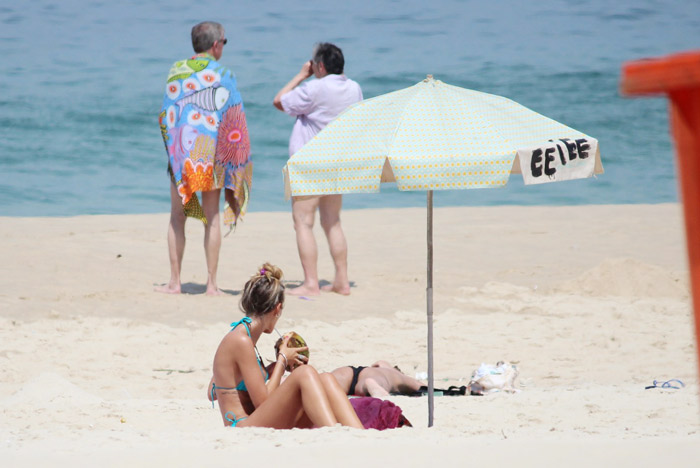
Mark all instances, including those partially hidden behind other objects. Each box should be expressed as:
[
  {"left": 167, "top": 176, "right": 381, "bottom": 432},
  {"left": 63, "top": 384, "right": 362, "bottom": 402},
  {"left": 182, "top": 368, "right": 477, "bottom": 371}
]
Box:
[{"left": 211, "top": 324, "right": 259, "bottom": 424}]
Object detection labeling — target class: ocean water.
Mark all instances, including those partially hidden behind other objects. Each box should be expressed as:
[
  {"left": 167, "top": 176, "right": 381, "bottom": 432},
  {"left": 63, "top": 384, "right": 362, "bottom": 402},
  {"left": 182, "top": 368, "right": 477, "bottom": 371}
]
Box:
[{"left": 1, "top": 0, "right": 699, "bottom": 216}]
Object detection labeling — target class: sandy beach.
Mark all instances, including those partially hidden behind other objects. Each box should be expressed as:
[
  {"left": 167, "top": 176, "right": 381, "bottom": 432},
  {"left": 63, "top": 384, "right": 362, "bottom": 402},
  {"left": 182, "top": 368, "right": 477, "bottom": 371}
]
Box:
[{"left": 1, "top": 203, "right": 698, "bottom": 467}]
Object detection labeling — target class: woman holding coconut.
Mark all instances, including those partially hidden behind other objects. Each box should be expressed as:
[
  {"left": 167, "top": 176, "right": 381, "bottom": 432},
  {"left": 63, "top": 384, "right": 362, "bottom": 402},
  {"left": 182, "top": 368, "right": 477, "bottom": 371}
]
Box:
[{"left": 209, "top": 262, "right": 363, "bottom": 429}]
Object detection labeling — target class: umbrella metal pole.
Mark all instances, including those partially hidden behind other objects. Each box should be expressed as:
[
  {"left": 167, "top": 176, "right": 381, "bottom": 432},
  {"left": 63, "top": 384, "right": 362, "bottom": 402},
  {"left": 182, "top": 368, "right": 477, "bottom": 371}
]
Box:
[{"left": 427, "top": 190, "right": 434, "bottom": 427}]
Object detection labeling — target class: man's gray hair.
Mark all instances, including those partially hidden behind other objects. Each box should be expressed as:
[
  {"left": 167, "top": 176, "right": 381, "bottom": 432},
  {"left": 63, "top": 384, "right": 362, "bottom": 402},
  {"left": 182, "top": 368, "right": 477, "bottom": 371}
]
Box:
[{"left": 191, "top": 21, "right": 224, "bottom": 53}]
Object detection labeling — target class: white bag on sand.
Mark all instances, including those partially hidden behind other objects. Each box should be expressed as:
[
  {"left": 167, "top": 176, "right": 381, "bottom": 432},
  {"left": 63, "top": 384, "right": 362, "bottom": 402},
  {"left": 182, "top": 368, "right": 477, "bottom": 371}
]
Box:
[{"left": 469, "top": 361, "right": 519, "bottom": 394}]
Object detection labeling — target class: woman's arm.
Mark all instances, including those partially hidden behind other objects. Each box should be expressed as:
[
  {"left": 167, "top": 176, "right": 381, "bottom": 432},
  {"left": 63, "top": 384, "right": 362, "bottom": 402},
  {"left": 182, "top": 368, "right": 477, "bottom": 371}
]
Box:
[
  {"left": 233, "top": 333, "right": 303, "bottom": 408},
  {"left": 264, "top": 353, "right": 289, "bottom": 393},
  {"left": 265, "top": 334, "right": 308, "bottom": 394}
]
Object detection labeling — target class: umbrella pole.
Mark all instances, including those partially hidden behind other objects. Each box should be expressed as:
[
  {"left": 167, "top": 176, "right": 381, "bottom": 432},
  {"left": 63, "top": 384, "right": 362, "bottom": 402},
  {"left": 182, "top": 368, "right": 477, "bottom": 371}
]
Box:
[{"left": 427, "top": 190, "right": 434, "bottom": 427}]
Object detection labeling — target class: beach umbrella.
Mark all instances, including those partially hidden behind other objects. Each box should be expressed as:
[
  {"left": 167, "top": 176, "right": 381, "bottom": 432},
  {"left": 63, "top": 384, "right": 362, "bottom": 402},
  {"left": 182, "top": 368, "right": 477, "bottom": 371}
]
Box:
[{"left": 283, "top": 75, "right": 603, "bottom": 426}]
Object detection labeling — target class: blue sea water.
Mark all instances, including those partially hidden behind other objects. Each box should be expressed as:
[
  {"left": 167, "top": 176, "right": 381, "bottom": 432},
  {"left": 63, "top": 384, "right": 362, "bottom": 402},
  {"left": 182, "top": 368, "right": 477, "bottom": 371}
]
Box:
[{"left": 1, "top": 0, "right": 699, "bottom": 216}]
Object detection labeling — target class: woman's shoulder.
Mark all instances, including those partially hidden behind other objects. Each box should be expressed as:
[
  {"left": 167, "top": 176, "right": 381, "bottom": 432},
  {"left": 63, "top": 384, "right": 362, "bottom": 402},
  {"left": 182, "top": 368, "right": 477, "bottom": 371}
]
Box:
[{"left": 220, "top": 326, "right": 253, "bottom": 351}]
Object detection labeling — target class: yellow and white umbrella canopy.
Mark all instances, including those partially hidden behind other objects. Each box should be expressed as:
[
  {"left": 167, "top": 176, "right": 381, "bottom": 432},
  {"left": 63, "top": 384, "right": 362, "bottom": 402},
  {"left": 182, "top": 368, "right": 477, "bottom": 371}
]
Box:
[{"left": 284, "top": 75, "right": 602, "bottom": 197}]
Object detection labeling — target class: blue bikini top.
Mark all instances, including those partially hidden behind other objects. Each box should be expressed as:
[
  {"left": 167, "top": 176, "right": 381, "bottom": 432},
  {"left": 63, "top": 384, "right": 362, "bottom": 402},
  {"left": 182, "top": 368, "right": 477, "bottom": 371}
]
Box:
[{"left": 231, "top": 317, "right": 269, "bottom": 392}]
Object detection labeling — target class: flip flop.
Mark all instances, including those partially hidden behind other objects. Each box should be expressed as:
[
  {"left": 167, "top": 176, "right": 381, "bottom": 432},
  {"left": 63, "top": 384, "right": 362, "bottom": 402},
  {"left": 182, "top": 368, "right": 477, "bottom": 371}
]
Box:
[{"left": 645, "top": 379, "right": 685, "bottom": 390}]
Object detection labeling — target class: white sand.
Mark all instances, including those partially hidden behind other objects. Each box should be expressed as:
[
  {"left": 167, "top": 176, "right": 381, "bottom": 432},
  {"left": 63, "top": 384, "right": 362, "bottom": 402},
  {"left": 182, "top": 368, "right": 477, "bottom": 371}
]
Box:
[{"left": 1, "top": 204, "right": 698, "bottom": 467}]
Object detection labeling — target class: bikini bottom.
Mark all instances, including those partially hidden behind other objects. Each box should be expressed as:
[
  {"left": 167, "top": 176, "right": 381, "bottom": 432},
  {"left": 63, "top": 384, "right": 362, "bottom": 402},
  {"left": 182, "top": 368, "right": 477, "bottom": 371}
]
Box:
[
  {"left": 224, "top": 411, "right": 247, "bottom": 427},
  {"left": 348, "top": 366, "right": 367, "bottom": 396},
  {"left": 212, "top": 383, "right": 248, "bottom": 427}
]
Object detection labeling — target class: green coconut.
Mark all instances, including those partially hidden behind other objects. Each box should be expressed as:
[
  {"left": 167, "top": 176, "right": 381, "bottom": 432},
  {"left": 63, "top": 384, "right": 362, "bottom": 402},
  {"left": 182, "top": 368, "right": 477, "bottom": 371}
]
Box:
[{"left": 274, "top": 332, "right": 310, "bottom": 371}]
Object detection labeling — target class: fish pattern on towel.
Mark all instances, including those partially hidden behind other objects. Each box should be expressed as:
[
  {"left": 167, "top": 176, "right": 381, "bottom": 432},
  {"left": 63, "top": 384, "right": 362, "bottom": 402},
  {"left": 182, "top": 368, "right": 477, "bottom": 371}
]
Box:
[
  {"left": 159, "top": 53, "right": 252, "bottom": 229},
  {"left": 175, "top": 86, "right": 230, "bottom": 118}
]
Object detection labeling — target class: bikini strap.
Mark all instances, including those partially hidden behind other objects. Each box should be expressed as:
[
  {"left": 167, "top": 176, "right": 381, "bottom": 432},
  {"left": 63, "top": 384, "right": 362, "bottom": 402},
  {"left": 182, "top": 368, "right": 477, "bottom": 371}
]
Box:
[
  {"left": 230, "top": 317, "right": 261, "bottom": 362},
  {"left": 230, "top": 317, "right": 252, "bottom": 336},
  {"left": 228, "top": 316, "right": 265, "bottom": 382},
  {"left": 224, "top": 411, "right": 244, "bottom": 427},
  {"left": 210, "top": 383, "right": 239, "bottom": 408}
]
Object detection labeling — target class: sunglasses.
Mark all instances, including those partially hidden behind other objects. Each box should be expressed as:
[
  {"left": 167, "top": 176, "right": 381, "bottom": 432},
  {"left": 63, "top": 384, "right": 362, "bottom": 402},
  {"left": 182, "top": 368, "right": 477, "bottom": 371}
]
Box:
[{"left": 219, "top": 38, "right": 228, "bottom": 46}]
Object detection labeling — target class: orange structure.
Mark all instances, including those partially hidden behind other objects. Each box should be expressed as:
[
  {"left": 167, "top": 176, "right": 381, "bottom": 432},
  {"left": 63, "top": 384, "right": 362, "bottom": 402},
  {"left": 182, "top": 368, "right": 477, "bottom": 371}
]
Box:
[{"left": 621, "top": 50, "right": 700, "bottom": 378}]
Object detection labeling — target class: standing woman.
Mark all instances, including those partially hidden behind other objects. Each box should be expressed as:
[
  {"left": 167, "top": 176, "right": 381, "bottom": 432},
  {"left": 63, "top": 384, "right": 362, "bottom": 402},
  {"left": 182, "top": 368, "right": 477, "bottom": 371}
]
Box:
[{"left": 210, "top": 262, "right": 364, "bottom": 429}]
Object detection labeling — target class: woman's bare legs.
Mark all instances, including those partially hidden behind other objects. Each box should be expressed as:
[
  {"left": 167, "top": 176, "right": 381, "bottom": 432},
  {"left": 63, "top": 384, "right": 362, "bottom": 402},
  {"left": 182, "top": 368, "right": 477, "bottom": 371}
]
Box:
[
  {"left": 238, "top": 366, "right": 338, "bottom": 429},
  {"left": 294, "top": 409, "right": 314, "bottom": 429},
  {"left": 290, "top": 373, "right": 364, "bottom": 429},
  {"left": 319, "top": 373, "right": 364, "bottom": 428}
]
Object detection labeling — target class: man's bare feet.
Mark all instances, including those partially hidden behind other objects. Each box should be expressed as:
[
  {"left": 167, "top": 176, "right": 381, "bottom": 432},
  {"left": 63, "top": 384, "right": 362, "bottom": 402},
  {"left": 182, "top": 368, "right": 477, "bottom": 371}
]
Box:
[
  {"left": 154, "top": 283, "right": 181, "bottom": 294},
  {"left": 321, "top": 283, "right": 351, "bottom": 295},
  {"left": 287, "top": 284, "right": 321, "bottom": 296},
  {"left": 206, "top": 287, "right": 224, "bottom": 296}
]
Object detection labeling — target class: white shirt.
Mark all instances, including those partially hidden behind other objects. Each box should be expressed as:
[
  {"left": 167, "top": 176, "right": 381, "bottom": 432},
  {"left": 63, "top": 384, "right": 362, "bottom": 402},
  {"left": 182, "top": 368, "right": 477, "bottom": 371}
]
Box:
[{"left": 281, "top": 74, "right": 363, "bottom": 156}]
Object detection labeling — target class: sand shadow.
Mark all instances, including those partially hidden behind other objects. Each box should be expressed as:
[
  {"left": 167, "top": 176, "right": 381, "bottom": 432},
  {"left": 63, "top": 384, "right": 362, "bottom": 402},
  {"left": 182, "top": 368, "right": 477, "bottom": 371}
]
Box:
[
  {"left": 282, "top": 279, "right": 356, "bottom": 291},
  {"left": 180, "top": 282, "right": 240, "bottom": 296}
]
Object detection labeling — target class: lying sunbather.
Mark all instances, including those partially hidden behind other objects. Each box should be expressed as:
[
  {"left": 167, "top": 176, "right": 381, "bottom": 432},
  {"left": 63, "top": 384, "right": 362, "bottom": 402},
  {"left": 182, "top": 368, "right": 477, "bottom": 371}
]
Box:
[
  {"left": 330, "top": 361, "right": 424, "bottom": 397},
  {"left": 330, "top": 360, "right": 481, "bottom": 397}
]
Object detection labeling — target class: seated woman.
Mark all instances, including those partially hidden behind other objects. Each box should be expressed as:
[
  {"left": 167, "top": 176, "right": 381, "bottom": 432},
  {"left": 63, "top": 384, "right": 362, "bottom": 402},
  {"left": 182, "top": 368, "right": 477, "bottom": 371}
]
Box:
[
  {"left": 330, "top": 361, "right": 424, "bottom": 397},
  {"left": 209, "top": 262, "right": 364, "bottom": 429}
]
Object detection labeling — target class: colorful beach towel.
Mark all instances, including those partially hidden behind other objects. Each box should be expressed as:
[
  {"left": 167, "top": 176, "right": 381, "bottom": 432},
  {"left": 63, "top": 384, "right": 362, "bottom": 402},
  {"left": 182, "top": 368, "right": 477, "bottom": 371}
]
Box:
[{"left": 159, "top": 52, "right": 252, "bottom": 230}]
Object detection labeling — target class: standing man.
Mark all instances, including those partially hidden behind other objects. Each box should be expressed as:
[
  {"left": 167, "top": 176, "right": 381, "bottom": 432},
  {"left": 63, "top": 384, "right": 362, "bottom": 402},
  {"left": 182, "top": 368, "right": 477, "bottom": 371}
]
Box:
[
  {"left": 156, "top": 21, "right": 252, "bottom": 295},
  {"left": 273, "top": 43, "right": 363, "bottom": 296}
]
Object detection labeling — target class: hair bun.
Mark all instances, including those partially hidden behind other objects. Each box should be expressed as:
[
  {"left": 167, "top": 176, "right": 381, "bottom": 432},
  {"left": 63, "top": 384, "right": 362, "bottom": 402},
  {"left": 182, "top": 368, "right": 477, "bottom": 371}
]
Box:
[
  {"left": 240, "top": 263, "right": 286, "bottom": 317},
  {"left": 257, "top": 262, "right": 283, "bottom": 282}
]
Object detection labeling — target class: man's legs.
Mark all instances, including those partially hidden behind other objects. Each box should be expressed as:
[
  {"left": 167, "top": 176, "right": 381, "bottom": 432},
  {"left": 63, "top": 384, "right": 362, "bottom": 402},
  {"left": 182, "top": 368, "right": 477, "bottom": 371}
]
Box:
[
  {"left": 155, "top": 183, "right": 186, "bottom": 294},
  {"left": 319, "top": 195, "right": 350, "bottom": 295},
  {"left": 290, "top": 196, "right": 321, "bottom": 296},
  {"left": 201, "top": 189, "right": 222, "bottom": 295}
]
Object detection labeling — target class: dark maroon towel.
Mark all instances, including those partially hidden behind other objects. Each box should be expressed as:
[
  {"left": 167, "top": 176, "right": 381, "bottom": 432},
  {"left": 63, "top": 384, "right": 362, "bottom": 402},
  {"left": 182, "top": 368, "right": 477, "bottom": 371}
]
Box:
[{"left": 349, "top": 397, "right": 412, "bottom": 430}]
